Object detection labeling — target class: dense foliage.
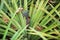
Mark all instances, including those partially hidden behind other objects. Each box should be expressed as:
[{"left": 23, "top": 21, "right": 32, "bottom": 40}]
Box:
[{"left": 0, "top": 0, "right": 60, "bottom": 40}]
